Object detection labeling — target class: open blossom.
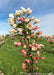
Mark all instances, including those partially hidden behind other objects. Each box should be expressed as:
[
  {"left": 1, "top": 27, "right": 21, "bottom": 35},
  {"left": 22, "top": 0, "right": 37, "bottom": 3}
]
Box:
[
  {"left": 8, "top": 29, "right": 15, "bottom": 33},
  {"left": 24, "top": 18, "right": 29, "bottom": 22},
  {"left": 27, "top": 8, "right": 32, "bottom": 15},
  {"left": 12, "top": 24, "right": 17, "bottom": 28},
  {"left": 17, "top": 42, "right": 21, "bottom": 46},
  {"left": 22, "top": 63, "right": 26, "bottom": 69},
  {"left": 27, "top": 8, "right": 30, "bottom": 12},
  {"left": 23, "top": 45, "right": 27, "bottom": 48},
  {"left": 8, "top": 18, "right": 14, "bottom": 25},
  {"left": 17, "top": 28, "right": 23, "bottom": 32},
  {"left": 14, "top": 42, "right": 21, "bottom": 47},
  {"left": 36, "top": 25, "right": 40, "bottom": 29},
  {"left": 27, "top": 23, "right": 33, "bottom": 30},
  {"left": 15, "top": 10, "right": 23, "bottom": 16},
  {"left": 9, "top": 13, "right": 14, "bottom": 19},
  {"left": 37, "top": 51, "right": 40, "bottom": 56},
  {"left": 39, "top": 44, "right": 44, "bottom": 49},
  {"left": 39, "top": 44, "right": 44, "bottom": 47},
  {"left": 28, "top": 10, "right": 32, "bottom": 15},
  {"left": 30, "top": 16, "right": 34, "bottom": 21},
  {"left": 34, "top": 18, "right": 40, "bottom": 23},
  {"left": 32, "top": 46, "right": 37, "bottom": 51},
  {"left": 21, "top": 7, "right": 27, "bottom": 13}
]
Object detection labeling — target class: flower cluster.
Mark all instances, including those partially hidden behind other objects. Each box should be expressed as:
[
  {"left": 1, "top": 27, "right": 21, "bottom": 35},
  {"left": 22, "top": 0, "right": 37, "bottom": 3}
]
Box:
[
  {"left": 8, "top": 7, "right": 44, "bottom": 73},
  {"left": 44, "top": 35, "right": 54, "bottom": 44}
]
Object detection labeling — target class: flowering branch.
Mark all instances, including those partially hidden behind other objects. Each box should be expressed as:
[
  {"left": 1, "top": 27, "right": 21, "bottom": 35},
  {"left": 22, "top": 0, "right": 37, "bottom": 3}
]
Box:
[{"left": 8, "top": 7, "right": 45, "bottom": 73}]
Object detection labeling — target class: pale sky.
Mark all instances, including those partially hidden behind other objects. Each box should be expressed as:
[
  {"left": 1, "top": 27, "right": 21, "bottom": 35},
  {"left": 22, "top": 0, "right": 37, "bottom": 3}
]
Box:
[{"left": 0, "top": 0, "right": 54, "bottom": 35}]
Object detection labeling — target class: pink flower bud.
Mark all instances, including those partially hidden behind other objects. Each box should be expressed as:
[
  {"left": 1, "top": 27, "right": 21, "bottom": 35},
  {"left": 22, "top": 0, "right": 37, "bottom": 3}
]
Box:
[
  {"left": 27, "top": 35, "right": 30, "bottom": 39},
  {"left": 30, "top": 16, "right": 34, "bottom": 21},
  {"left": 20, "top": 49, "right": 25, "bottom": 53},
  {"left": 29, "top": 44, "right": 32, "bottom": 48},
  {"left": 33, "top": 53, "right": 36, "bottom": 56},
  {"left": 36, "top": 56, "right": 39, "bottom": 59},
  {"left": 21, "top": 43, "right": 23, "bottom": 46},
  {"left": 24, "top": 69, "right": 26, "bottom": 72},
  {"left": 28, "top": 73, "right": 31, "bottom": 75},
  {"left": 28, "top": 10, "right": 32, "bottom": 15},
  {"left": 20, "top": 17, "right": 24, "bottom": 21},
  {"left": 24, "top": 18, "right": 29, "bottom": 22},
  {"left": 33, "top": 57, "right": 36, "bottom": 60},
  {"left": 29, "top": 54, "right": 32, "bottom": 57},
  {"left": 37, "top": 35, "right": 40, "bottom": 39},
  {"left": 17, "top": 17, "right": 21, "bottom": 21},
  {"left": 35, "top": 44, "right": 39, "bottom": 48},
  {"left": 34, "top": 27, "right": 37, "bottom": 30},
  {"left": 35, "top": 60, "right": 38, "bottom": 63},
  {"left": 36, "top": 67, "right": 38, "bottom": 70},
  {"left": 38, "top": 31, "right": 42, "bottom": 34},
  {"left": 23, "top": 54, "right": 26, "bottom": 57},
  {"left": 22, "top": 63, "right": 26, "bottom": 69},
  {"left": 36, "top": 25, "right": 40, "bottom": 29},
  {"left": 32, "top": 43, "right": 35, "bottom": 46},
  {"left": 24, "top": 31, "right": 26, "bottom": 34},
  {"left": 31, "top": 34, "right": 34, "bottom": 37},
  {"left": 42, "top": 57, "right": 44, "bottom": 60}
]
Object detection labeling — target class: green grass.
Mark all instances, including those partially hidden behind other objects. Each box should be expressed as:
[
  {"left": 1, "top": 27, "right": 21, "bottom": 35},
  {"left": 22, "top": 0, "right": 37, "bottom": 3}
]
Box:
[{"left": 0, "top": 37, "right": 54, "bottom": 75}]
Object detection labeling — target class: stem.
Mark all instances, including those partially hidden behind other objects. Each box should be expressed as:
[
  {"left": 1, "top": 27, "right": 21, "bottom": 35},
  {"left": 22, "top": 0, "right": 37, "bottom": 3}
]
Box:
[
  {"left": 30, "top": 48, "right": 34, "bottom": 73},
  {"left": 24, "top": 35, "right": 34, "bottom": 73}
]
